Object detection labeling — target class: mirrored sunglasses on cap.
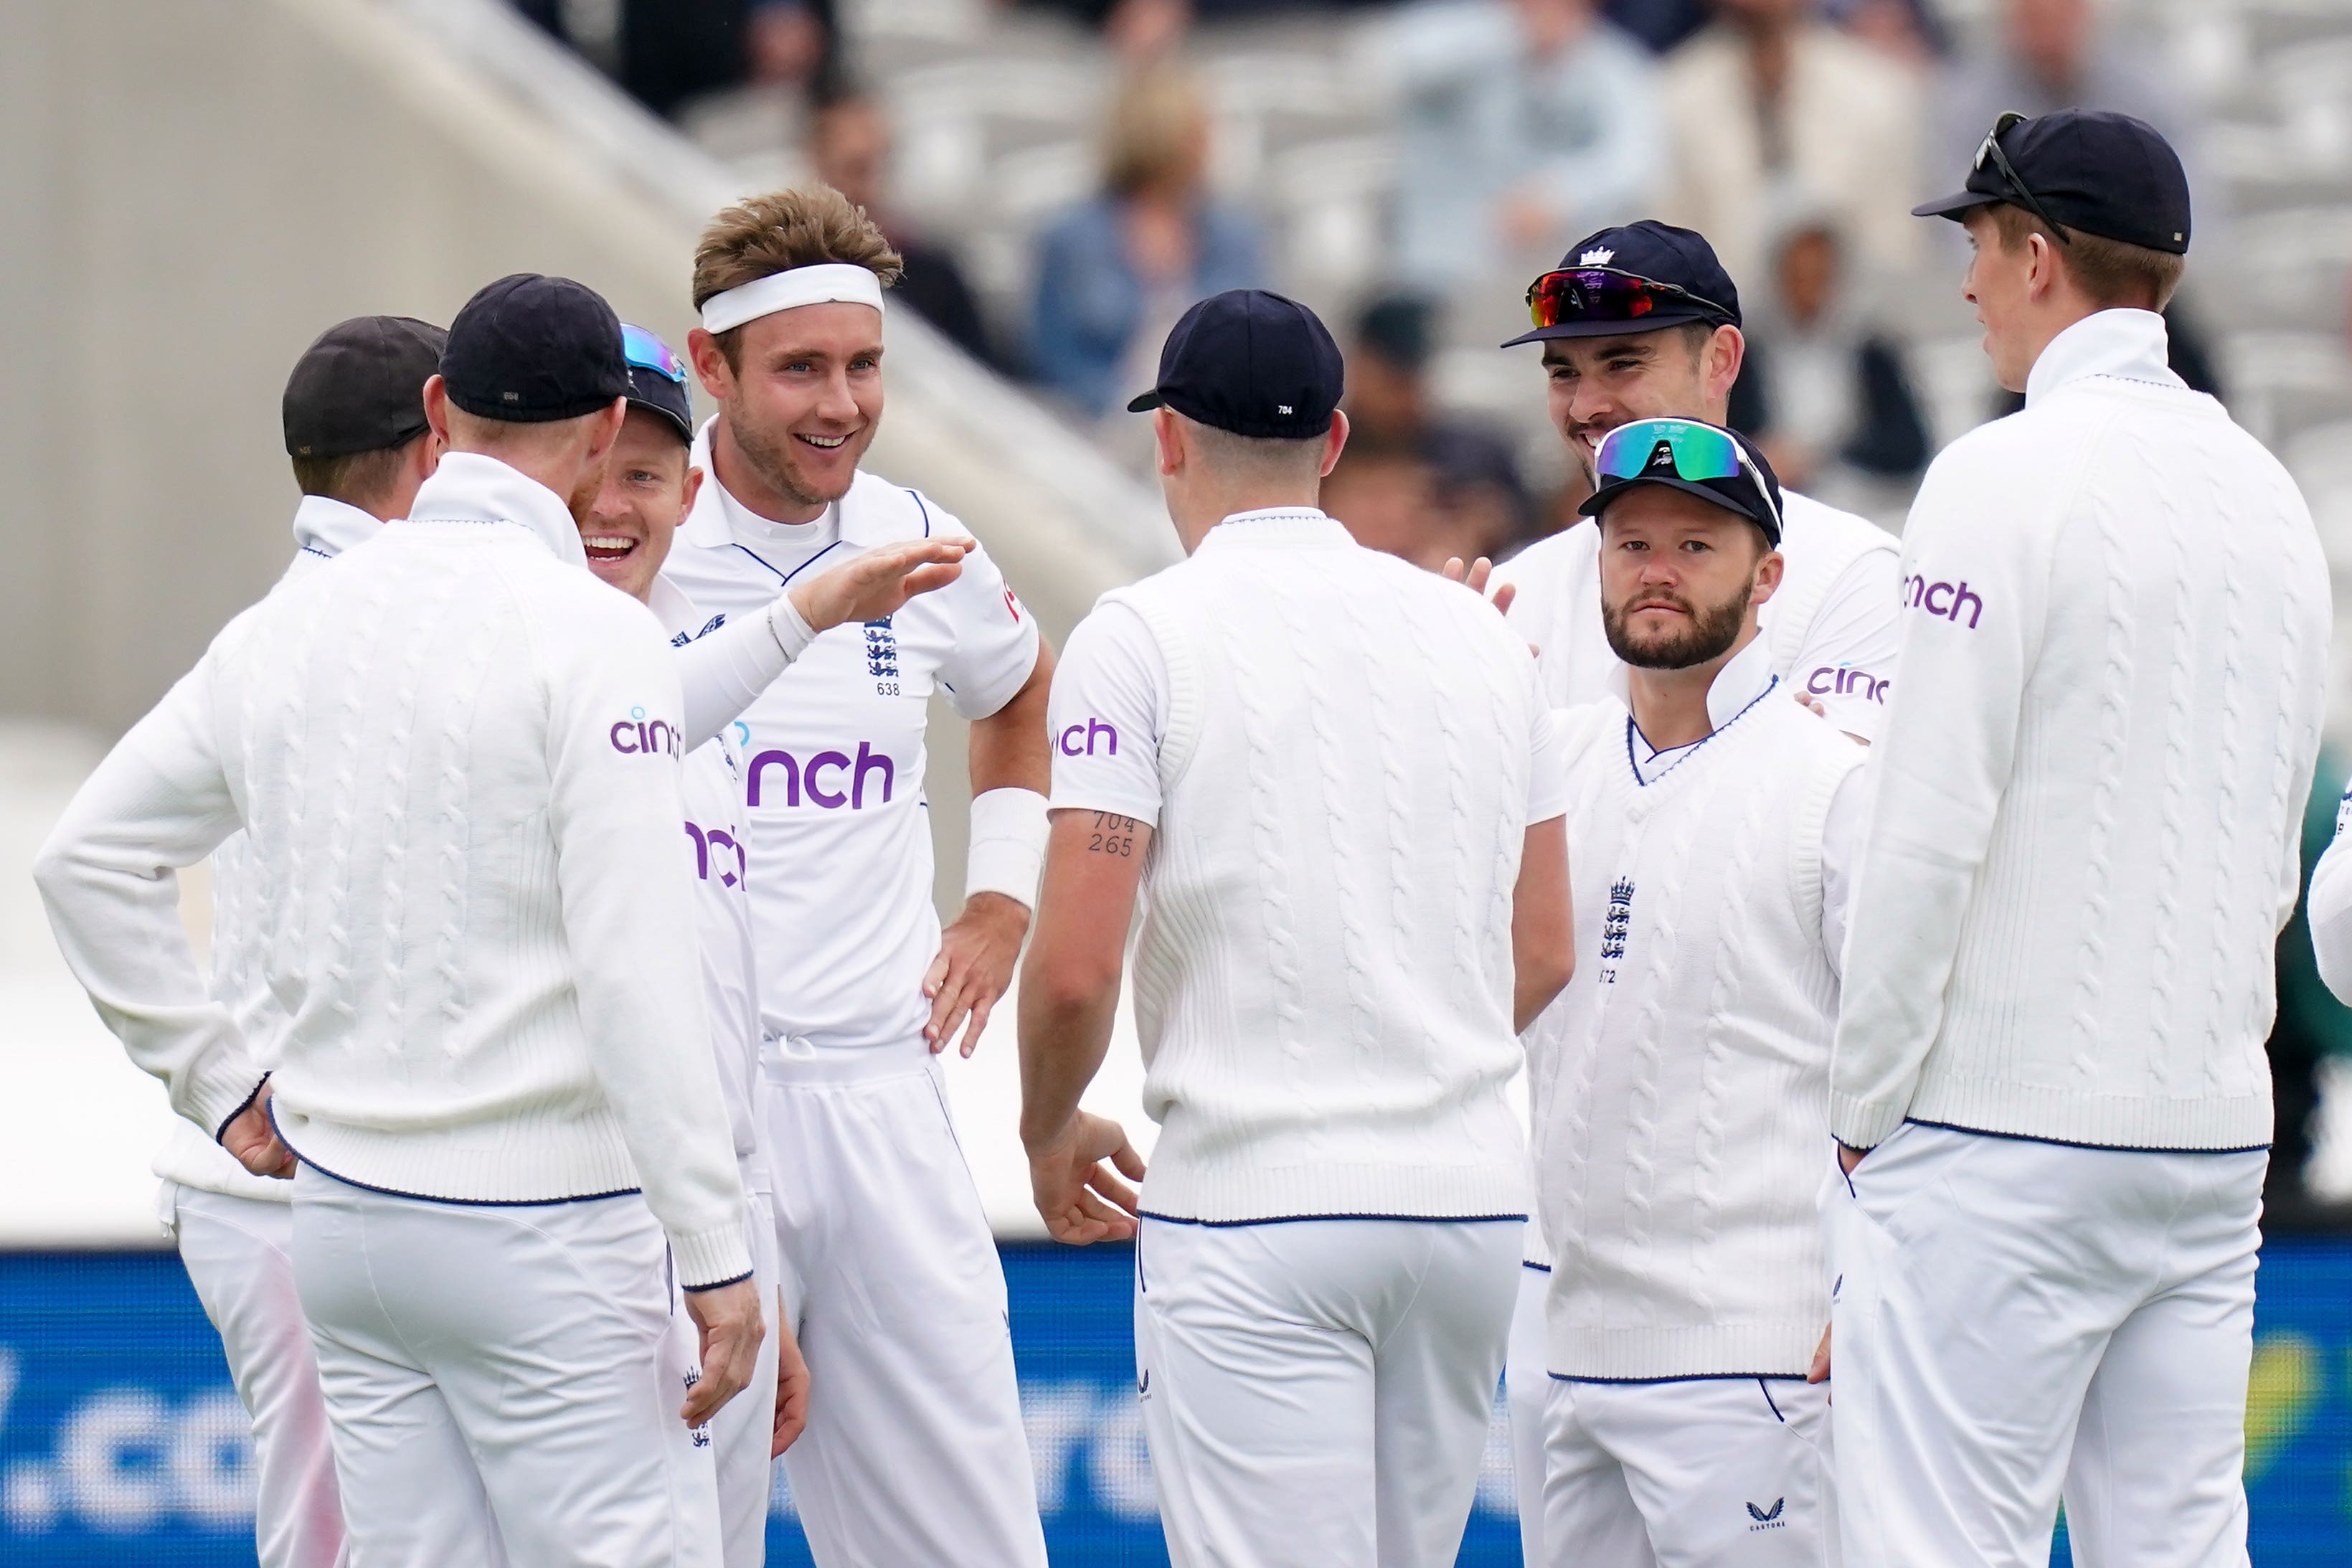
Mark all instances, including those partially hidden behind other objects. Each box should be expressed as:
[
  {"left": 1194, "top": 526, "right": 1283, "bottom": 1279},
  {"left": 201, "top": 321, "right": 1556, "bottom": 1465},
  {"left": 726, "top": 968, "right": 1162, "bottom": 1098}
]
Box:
[
  {"left": 1593, "top": 417, "right": 1781, "bottom": 537},
  {"left": 1524, "top": 266, "right": 1733, "bottom": 332},
  {"left": 621, "top": 323, "right": 690, "bottom": 384},
  {"left": 1973, "top": 110, "right": 2072, "bottom": 243}
]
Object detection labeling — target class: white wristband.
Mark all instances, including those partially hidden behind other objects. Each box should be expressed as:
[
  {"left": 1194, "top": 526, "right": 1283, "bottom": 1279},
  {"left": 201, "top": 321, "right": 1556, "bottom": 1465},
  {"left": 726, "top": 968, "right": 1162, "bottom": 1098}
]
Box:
[
  {"left": 965, "top": 787, "right": 1050, "bottom": 909},
  {"left": 765, "top": 588, "right": 817, "bottom": 663}
]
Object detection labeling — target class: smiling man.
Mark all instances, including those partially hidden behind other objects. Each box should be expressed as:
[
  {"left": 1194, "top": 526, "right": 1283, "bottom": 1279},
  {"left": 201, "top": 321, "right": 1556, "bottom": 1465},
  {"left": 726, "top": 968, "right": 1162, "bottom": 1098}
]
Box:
[
  {"left": 1485, "top": 219, "right": 1902, "bottom": 1558},
  {"left": 1526, "top": 417, "right": 1862, "bottom": 1568},
  {"left": 657, "top": 186, "right": 1055, "bottom": 1567}
]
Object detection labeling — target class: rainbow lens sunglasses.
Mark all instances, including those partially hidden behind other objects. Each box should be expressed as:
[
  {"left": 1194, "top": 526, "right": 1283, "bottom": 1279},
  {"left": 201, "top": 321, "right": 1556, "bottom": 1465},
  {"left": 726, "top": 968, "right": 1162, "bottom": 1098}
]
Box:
[
  {"left": 1594, "top": 418, "right": 1781, "bottom": 537},
  {"left": 1524, "top": 266, "right": 1734, "bottom": 333},
  {"left": 621, "top": 323, "right": 690, "bottom": 383}
]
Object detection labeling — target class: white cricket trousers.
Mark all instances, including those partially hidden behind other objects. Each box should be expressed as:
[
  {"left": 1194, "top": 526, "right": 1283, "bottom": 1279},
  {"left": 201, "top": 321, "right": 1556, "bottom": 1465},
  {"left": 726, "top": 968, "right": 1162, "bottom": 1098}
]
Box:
[
  {"left": 708, "top": 1184, "right": 782, "bottom": 1567},
  {"left": 1824, "top": 1122, "right": 2264, "bottom": 1568},
  {"left": 290, "top": 1166, "right": 724, "bottom": 1567},
  {"left": 1503, "top": 1256, "right": 1550, "bottom": 1567},
  {"left": 1132, "top": 1214, "right": 1521, "bottom": 1568},
  {"left": 764, "top": 1044, "right": 1047, "bottom": 1568},
  {"left": 168, "top": 1184, "right": 348, "bottom": 1568},
  {"left": 1541, "top": 1376, "right": 1833, "bottom": 1566}
]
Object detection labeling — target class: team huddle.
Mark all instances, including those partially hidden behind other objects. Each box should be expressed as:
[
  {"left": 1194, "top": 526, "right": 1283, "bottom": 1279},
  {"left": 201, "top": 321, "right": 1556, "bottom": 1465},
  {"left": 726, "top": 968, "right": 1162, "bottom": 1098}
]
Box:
[{"left": 31, "top": 105, "right": 2330, "bottom": 1568}]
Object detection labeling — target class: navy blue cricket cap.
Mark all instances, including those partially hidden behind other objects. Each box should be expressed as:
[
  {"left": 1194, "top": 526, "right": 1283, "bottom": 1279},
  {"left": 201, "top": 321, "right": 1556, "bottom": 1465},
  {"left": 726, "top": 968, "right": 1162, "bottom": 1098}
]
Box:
[
  {"left": 618, "top": 323, "right": 695, "bottom": 444},
  {"left": 1125, "top": 289, "right": 1344, "bottom": 440},
  {"left": 1913, "top": 108, "right": 2191, "bottom": 255},
  {"left": 1501, "top": 220, "right": 1742, "bottom": 349},
  {"left": 1578, "top": 418, "right": 1784, "bottom": 548},
  {"left": 440, "top": 273, "right": 630, "bottom": 425},
  {"left": 283, "top": 316, "right": 446, "bottom": 458}
]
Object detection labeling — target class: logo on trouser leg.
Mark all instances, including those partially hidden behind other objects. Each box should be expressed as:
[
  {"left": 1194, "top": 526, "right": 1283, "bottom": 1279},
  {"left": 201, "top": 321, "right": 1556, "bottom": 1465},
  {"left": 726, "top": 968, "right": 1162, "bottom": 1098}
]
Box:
[
  {"left": 1747, "top": 1498, "right": 1786, "bottom": 1530},
  {"left": 1137, "top": 1369, "right": 1151, "bottom": 1399},
  {"left": 685, "top": 1369, "right": 711, "bottom": 1448}
]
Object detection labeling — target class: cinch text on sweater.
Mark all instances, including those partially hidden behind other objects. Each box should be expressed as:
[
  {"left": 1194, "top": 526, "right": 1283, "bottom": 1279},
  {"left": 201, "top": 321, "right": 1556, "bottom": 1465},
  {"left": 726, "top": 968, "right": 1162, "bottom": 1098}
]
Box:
[
  {"left": 1806, "top": 664, "right": 1889, "bottom": 702},
  {"left": 684, "top": 821, "right": 745, "bottom": 887},
  {"left": 609, "top": 711, "right": 682, "bottom": 757},
  {"left": 745, "top": 742, "right": 894, "bottom": 809},
  {"left": 1899, "top": 575, "right": 1985, "bottom": 629},
  {"left": 1059, "top": 719, "right": 1120, "bottom": 757}
]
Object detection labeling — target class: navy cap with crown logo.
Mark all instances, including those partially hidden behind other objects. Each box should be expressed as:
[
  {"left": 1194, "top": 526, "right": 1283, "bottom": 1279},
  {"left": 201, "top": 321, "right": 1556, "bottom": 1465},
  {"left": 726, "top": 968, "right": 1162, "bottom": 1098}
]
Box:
[
  {"left": 1502, "top": 220, "right": 1742, "bottom": 348},
  {"left": 1126, "top": 289, "right": 1345, "bottom": 440},
  {"left": 1912, "top": 108, "right": 2191, "bottom": 254}
]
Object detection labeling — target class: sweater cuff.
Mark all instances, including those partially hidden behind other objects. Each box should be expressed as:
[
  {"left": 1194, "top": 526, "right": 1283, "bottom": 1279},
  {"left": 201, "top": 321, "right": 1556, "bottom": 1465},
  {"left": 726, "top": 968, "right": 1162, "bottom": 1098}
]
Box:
[
  {"left": 186, "top": 1057, "right": 270, "bottom": 1149},
  {"left": 669, "top": 1222, "right": 755, "bottom": 1293},
  {"left": 1830, "top": 1091, "right": 1909, "bottom": 1152}
]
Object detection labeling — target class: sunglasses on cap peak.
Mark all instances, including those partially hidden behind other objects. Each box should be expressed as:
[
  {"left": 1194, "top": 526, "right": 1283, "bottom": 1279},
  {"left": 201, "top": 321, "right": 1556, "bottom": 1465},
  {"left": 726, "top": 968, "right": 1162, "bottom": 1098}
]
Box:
[
  {"left": 1973, "top": 111, "right": 2072, "bottom": 244},
  {"left": 620, "top": 323, "right": 690, "bottom": 384},
  {"left": 1594, "top": 418, "right": 1781, "bottom": 537},
  {"left": 1524, "top": 266, "right": 1734, "bottom": 333}
]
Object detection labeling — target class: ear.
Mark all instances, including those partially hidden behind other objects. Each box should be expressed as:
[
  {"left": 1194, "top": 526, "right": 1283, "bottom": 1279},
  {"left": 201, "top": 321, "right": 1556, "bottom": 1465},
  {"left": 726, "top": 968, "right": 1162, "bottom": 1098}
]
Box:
[
  {"left": 1153, "top": 407, "right": 1184, "bottom": 479},
  {"left": 586, "top": 397, "right": 628, "bottom": 462},
  {"left": 687, "top": 328, "right": 735, "bottom": 402},
  {"left": 1706, "top": 325, "right": 1746, "bottom": 405},
  {"left": 1320, "top": 410, "right": 1351, "bottom": 478},
  {"left": 2025, "top": 231, "right": 2061, "bottom": 304},
  {"left": 681, "top": 463, "right": 705, "bottom": 516},
  {"left": 422, "top": 375, "right": 452, "bottom": 445},
  {"left": 1752, "top": 544, "right": 1786, "bottom": 608}
]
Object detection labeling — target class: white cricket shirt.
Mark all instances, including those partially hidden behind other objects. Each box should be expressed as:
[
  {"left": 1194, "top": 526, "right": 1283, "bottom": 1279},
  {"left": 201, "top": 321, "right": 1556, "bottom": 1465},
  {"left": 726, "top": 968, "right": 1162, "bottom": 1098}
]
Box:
[
  {"left": 1049, "top": 508, "right": 1568, "bottom": 1222},
  {"left": 656, "top": 423, "right": 1040, "bottom": 1057},
  {"left": 1496, "top": 487, "right": 1900, "bottom": 740}
]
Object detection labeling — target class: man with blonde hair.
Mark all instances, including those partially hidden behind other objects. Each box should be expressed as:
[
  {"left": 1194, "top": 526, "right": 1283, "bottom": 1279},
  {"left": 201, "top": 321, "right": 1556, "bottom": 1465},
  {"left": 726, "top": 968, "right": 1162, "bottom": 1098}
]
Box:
[{"left": 660, "top": 185, "right": 1054, "bottom": 1564}]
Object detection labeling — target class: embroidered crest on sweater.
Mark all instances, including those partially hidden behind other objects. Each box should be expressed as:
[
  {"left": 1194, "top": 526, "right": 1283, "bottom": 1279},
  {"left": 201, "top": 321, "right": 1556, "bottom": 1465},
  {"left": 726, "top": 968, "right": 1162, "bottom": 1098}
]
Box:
[{"left": 1601, "top": 877, "right": 1635, "bottom": 983}]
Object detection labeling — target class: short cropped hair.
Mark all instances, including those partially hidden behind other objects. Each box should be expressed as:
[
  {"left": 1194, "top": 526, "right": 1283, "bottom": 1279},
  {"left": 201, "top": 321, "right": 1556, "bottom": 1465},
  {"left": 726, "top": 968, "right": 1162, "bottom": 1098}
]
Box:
[
  {"left": 288, "top": 436, "right": 417, "bottom": 511},
  {"left": 1988, "top": 202, "right": 2185, "bottom": 312},
  {"left": 1186, "top": 419, "right": 1328, "bottom": 482},
  {"left": 691, "top": 186, "right": 904, "bottom": 364}
]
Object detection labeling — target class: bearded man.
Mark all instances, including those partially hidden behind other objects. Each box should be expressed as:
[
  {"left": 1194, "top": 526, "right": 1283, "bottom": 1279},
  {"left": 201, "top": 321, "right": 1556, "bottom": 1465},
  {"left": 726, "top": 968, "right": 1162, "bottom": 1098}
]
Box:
[{"left": 1521, "top": 417, "right": 1864, "bottom": 1567}]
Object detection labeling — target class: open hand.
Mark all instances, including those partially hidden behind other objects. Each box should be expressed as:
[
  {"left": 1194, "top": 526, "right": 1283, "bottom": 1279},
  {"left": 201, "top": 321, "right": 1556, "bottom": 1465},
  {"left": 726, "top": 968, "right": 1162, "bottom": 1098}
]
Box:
[
  {"left": 1441, "top": 555, "right": 1519, "bottom": 619},
  {"left": 771, "top": 1307, "right": 811, "bottom": 1456},
  {"left": 789, "top": 539, "right": 970, "bottom": 633},
  {"left": 1026, "top": 1111, "right": 1145, "bottom": 1245},
  {"left": 922, "top": 892, "right": 1029, "bottom": 1057}
]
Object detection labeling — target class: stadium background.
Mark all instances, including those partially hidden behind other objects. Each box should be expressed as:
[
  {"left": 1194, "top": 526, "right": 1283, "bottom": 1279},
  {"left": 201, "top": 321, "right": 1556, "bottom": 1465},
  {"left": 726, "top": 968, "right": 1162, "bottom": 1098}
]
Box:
[{"left": 6, "top": 0, "right": 2352, "bottom": 1559}]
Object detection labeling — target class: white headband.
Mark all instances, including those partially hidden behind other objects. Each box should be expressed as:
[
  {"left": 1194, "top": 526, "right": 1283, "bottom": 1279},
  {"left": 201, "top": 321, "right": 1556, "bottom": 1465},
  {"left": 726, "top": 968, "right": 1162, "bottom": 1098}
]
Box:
[{"left": 699, "top": 264, "right": 886, "bottom": 335}]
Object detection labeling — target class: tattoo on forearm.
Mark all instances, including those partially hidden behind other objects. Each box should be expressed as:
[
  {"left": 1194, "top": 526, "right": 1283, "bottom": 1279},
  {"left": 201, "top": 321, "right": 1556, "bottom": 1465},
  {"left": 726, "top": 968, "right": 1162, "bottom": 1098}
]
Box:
[{"left": 1085, "top": 813, "right": 1139, "bottom": 857}]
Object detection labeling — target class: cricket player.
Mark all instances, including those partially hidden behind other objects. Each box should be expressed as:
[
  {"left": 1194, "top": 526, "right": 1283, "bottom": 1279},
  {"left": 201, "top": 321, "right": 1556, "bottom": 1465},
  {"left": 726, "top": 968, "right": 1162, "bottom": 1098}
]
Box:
[
  {"left": 37, "top": 275, "right": 763, "bottom": 1567},
  {"left": 1824, "top": 110, "right": 2328, "bottom": 1566},
  {"left": 580, "top": 322, "right": 970, "bottom": 1563},
  {"left": 1531, "top": 417, "right": 1863, "bottom": 1566},
  {"left": 2308, "top": 794, "right": 2352, "bottom": 1002},
  {"left": 1020, "top": 288, "right": 1576, "bottom": 1568},
  {"left": 656, "top": 186, "right": 1056, "bottom": 1566},
  {"left": 151, "top": 313, "right": 445, "bottom": 1568},
  {"left": 1489, "top": 217, "right": 1901, "bottom": 1557}
]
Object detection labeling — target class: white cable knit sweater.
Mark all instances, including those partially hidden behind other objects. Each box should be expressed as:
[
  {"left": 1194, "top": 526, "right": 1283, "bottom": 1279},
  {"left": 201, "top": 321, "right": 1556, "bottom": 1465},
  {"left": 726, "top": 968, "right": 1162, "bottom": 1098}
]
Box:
[
  {"left": 1832, "top": 311, "right": 2330, "bottom": 1153},
  {"left": 35, "top": 454, "right": 751, "bottom": 1288},
  {"left": 1087, "top": 512, "right": 1559, "bottom": 1222}
]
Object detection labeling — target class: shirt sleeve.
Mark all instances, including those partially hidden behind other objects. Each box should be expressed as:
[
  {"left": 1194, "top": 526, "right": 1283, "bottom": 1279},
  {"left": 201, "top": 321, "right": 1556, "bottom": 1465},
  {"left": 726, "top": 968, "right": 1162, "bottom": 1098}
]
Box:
[
  {"left": 2308, "top": 789, "right": 2352, "bottom": 1005},
  {"left": 930, "top": 527, "right": 1044, "bottom": 722},
  {"left": 31, "top": 641, "right": 268, "bottom": 1141},
  {"left": 1790, "top": 544, "right": 1902, "bottom": 743},
  {"left": 1828, "top": 440, "right": 2049, "bottom": 1149},
  {"left": 1818, "top": 762, "right": 1876, "bottom": 981},
  {"left": 1047, "top": 601, "right": 1171, "bottom": 826},
  {"left": 544, "top": 598, "right": 750, "bottom": 1290}
]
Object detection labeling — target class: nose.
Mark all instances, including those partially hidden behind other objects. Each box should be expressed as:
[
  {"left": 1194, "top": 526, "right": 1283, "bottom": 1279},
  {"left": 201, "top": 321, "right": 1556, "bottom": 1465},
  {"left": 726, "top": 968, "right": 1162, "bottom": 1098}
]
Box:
[
  {"left": 816, "top": 365, "right": 860, "bottom": 426},
  {"left": 1569, "top": 382, "right": 1616, "bottom": 435}
]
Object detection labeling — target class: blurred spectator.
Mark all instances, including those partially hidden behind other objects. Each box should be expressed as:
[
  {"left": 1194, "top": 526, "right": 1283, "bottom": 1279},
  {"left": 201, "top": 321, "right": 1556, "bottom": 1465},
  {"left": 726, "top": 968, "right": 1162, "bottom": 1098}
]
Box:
[
  {"left": 1658, "top": 0, "right": 1922, "bottom": 295},
  {"left": 517, "top": 0, "right": 830, "bottom": 121},
  {"left": 1105, "top": 0, "right": 1193, "bottom": 68},
  {"left": 811, "top": 77, "right": 1003, "bottom": 369},
  {"left": 1385, "top": 0, "right": 1661, "bottom": 293},
  {"left": 1728, "top": 209, "right": 1930, "bottom": 496},
  {"left": 1602, "top": 0, "right": 1709, "bottom": 54},
  {"left": 1029, "top": 69, "right": 1267, "bottom": 418},
  {"left": 1326, "top": 294, "right": 1538, "bottom": 570}
]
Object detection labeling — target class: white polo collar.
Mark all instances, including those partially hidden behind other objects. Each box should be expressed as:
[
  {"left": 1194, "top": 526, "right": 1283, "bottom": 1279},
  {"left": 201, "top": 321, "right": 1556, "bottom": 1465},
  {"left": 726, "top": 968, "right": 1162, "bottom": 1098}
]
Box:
[
  {"left": 1200, "top": 506, "right": 1352, "bottom": 549},
  {"left": 2024, "top": 308, "right": 2185, "bottom": 407},
  {"left": 683, "top": 414, "right": 879, "bottom": 552},
  {"left": 1607, "top": 627, "right": 1778, "bottom": 736},
  {"left": 405, "top": 451, "right": 586, "bottom": 569},
  {"left": 291, "top": 494, "right": 381, "bottom": 560}
]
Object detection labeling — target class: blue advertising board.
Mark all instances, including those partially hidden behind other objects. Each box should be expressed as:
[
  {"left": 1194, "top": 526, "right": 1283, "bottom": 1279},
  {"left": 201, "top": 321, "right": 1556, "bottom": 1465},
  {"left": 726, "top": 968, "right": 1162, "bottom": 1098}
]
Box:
[{"left": 3, "top": 1240, "right": 2349, "bottom": 1564}]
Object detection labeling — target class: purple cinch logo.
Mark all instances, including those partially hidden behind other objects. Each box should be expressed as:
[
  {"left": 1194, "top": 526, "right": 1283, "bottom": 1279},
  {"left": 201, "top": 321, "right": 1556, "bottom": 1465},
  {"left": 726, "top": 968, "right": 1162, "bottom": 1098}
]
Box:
[
  {"left": 610, "top": 707, "right": 681, "bottom": 757},
  {"left": 1901, "top": 575, "right": 1984, "bottom": 629},
  {"left": 684, "top": 822, "right": 745, "bottom": 886},
  {"left": 1807, "top": 665, "right": 1888, "bottom": 702},
  {"left": 1059, "top": 719, "right": 1118, "bottom": 757},
  {"left": 747, "top": 742, "right": 894, "bottom": 810}
]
